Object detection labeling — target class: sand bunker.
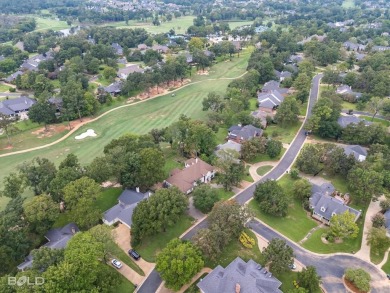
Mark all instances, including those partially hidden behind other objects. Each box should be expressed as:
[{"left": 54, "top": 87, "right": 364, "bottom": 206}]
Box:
[{"left": 75, "top": 129, "right": 97, "bottom": 140}]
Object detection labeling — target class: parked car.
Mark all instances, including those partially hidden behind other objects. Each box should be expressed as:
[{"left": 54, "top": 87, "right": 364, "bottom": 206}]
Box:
[
  {"left": 129, "top": 249, "right": 141, "bottom": 260},
  {"left": 289, "top": 263, "right": 297, "bottom": 270},
  {"left": 111, "top": 259, "right": 122, "bottom": 269}
]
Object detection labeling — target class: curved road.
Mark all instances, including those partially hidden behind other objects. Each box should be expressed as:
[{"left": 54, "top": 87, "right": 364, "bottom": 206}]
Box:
[{"left": 137, "top": 74, "right": 390, "bottom": 293}]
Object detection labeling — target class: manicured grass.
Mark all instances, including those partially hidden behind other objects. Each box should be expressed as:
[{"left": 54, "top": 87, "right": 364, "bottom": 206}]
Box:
[
  {"left": 302, "top": 223, "right": 364, "bottom": 254},
  {"left": 0, "top": 51, "right": 250, "bottom": 210},
  {"left": 246, "top": 147, "right": 286, "bottom": 164},
  {"left": 342, "top": 0, "right": 355, "bottom": 8},
  {"left": 215, "top": 127, "right": 227, "bottom": 144},
  {"left": 0, "top": 83, "right": 10, "bottom": 92},
  {"left": 360, "top": 115, "right": 390, "bottom": 127},
  {"left": 299, "top": 102, "right": 308, "bottom": 116},
  {"left": 33, "top": 16, "right": 70, "bottom": 32},
  {"left": 277, "top": 270, "right": 322, "bottom": 293},
  {"left": 381, "top": 254, "right": 390, "bottom": 274},
  {"left": 249, "top": 175, "right": 318, "bottom": 242},
  {"left": 205, "top": 229, "right": 264, "bottom": 269},
  {"left": 243, "top": 165, "right": 254, "bottom": 182},
  {"left": 370, "top": 240, "right": 390, "bottom": 265},
  {"left": 134, "top": 215, "right": 194, "bottom": 262},
  {"left": 264, "top": 122, "right": 302, "bottom": 144},
  {"left": 215, "top": 188, "right": 234, "bottom": 200},
  {"left": 114, "top": 273, "right": 136, "bottom": 293},
  {"left": 161, "top": 143, "right": 183, "bottom": 177},
  {"left": 97, "top": 75, "right": 114, "bottom": 87},
  {"left": 321, "top": 173, "right": 350, "bottom": 194},
  {"left": 342, "top": 101, "right": 357, "bottom": 111},
  {"left": 249, "top": 98, "right": 258, "bottom": 111},
  {"left": 256, "top": 165, "right": 273, "bottom": 176}
]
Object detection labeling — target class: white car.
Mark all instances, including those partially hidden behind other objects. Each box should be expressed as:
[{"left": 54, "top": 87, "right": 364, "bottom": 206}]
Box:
[
  {"left": 289, "top": 263, "right": 297, "bottom": 270},
  {"left": 111, "top": 259, "right": 123, "bottom": 269}
]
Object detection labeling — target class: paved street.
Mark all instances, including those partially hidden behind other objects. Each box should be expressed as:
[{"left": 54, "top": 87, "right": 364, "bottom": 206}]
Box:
[{"left": 138, "top": 74, "right": 390, "bottom": 293}]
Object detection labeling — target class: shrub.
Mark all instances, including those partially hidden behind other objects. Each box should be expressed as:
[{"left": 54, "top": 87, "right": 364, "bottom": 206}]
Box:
[
  {"left": 9, "top": 87, "right": 16, "bottom": 92},
  {"left": 290, "top": 168, "right": 300, "bottom": 179},
  {"left": 239, "top": 231, "right": 255, "bottom": 248},
  {"left": 371, "top": 212, "right": 385, "bottom": 228},
  {"left": 345, "top": 268, "right": 371, "bottom": 292},
  {"left": 380, "top": 199, "right": 390, "bottom": 211}
]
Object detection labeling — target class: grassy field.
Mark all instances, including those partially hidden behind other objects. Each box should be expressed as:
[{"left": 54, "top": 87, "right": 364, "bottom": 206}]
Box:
[
  {"left": 104, "top": 16, "right": 253, "bottom": 35},
  {"left": 114, "top": 273, "right": 136, "bottom": 293},
  {"left": 0, "top": 52, "right": 250, "bottom": 210},
  {"left": 243, "top": 165, "right": 254, "bottom": 182},
  {"left": 0, "top": 83, "right": 11, "bottom": 92},
  {"left": 264, "top": 122, "right": 302, "bottom": 144},
  {"left": 382, "top": 254, "right": 390, "bottom": 274},
  {"left": 33, "top": 16, "right": 70, "bottom": 32},
  {"left": 134, "top": 215, "right": 194, "bottom": 262},
  {"left": 249, "top": 175, "right": 319, "bottom": 243},
  {"left": 256, "top": 165, "right": 273, "bottom": 176},
  {"left": 360, "top": 115, "right": 390, "bottom": 127},
  {"left": 341, "top": 101, "right": 357, "bottom": 111},
  {"left": 342, "top": 0, "right": 355, "bottom": 8}
]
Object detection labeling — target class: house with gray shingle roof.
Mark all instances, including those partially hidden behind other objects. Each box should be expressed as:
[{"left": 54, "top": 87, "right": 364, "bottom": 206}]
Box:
[
  {"left": 17, "top": 223, "right": 79, "bottom": 271},
  {"left": 103, "top": 81, "right": 122, "bottom": 95},
  {"left": 0, "top": 96, "right": 36, "bottom": 117},
  {"left": 274, "top": 70, "right": 292, "bottom": 82},
  {"left": 103, "top": 189, "right": 150, "bottom": 229},
  {"left": 197, "top": 257, "right": 282, "bottom": 293},
  {"left": 336, "top": 85, "right": 362, "bottom": 100},
  {"left": 309, "top": 183, "right": 361, "bottom": 225},
  {"left": 117, "top": 64, "right": 144, "bottom": 79},
  {"left": 215, "top": 140, "right": 242, "bottom": 162},
  {"left": 4, "top": 70, "right": 23, "bottom": 83},
  {"left": 343, "top": 145, "right": 367, "bottom": 162},
  {"left": 112, "top": 43, "right": 124, "bottom": 55},
  {"left": 337, "top": 115, "right": 371, "bottom": 128},
  {"left": 262, "top": 80, "right": 288, "bottom": 94},
  {"left": 228, "top": 124, "right": 263, "bottom": 143},
  {"left": 258, "top": 90, "right": 285, "bottom": 111}
]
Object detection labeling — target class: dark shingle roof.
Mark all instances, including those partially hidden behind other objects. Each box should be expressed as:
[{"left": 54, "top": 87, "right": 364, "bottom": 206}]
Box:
[
  {"left": 343, "top": 145, "right": 367, "bottom": 161},
  {"left": 337, "top": 116, "right": 371, "bottom": 128},
  {"left": 258, "top": 90, "right": 284, "bottom": 109},
  {"left": 228, "top": 125, "right": 263, "bottom": 141}
]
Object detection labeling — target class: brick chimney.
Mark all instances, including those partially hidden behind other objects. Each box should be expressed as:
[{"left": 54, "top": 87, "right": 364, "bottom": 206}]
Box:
[{"left": 235, "top": 283, "right": 240, "bottom": 293}]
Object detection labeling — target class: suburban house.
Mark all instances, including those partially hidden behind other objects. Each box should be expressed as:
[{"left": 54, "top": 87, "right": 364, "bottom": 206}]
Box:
[
  {"left": 337, "top": 115, "right": 371, "bottom": 128},
  {"left": 197, "top": 257, "right": 282, "bottom": 293},
  {"left": 355, "top": 53, "right": 367, "bottom": 61},
  {"left": 343, "top": 41, "right": 366, "bottom": 52},
  {"left": 215, "top": 140, "right": 242, "bottom": 161},
  {"left": 261, "top": 80, "right": 288, "bottom": 94},
  {"left": 103, "top": 81, "right": 123, "bottom": 95},
  {"left": 336, "top": 85, "right": 362, "bottom": 100},
  {"left": 117, "top": 64, "right": 144, "bottom": 79},
  {"left": 152, "top": 44, "right": 169, "bottom": 54},
  {"left": 20, "top": 52, "right": 54, "bottom": 72},
  {"left": 288, "top": 54, "right": 303, "bottom": 64},
  {"left": 372, "top": 46, "right": 390, "bottom": 52},
  {"left": 4, "top": 70, "right": 23, "bottom": 83},
  {"left": 274, "top": 70, "right": 292, "bottom": 82},
  {"left": 309, "top": 183, "right": 361, "bottom": 225},
  {"left": 0, "top": 96, "right": 36, "bottom": 117},
  {"left": 17, "top": 223, "right": 79, "bottom": 271},
  {"left": 228, "top": 124, "right": 263, "bottom": 143},
  {"left": 297, "top": 34, "right": 326, "bottom": 45},
  {"left": 251, "top": 109, "right": 269, "bottom": 128},
  {"left": 103, "top": 189, "right": 151, "bottom": 229},
  {"left": 165, "top": 158, "right": 216, "bottom": 194},
  {"left": 112, "top": 43, "right": 124, "bottom": 55},
  {"left": 138, "top": 44, "right": 148, "bottom": 50},
  {"left": 343, "top": 145, "right": 367, "bottom": 162},
  {"left": 384, "top": 210, "right": 390, "bottom": 237},
  {"left": 257, "top": 90, "right": 285, "bottom": 112}
]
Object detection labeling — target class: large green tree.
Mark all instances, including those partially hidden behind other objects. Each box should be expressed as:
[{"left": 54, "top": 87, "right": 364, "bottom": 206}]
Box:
[
  {"left": 254, "top": 180, "right": 288, "bottom": 216},
  {"left": 156, "top": 238, "right": 204, "bottom": 290},
  {"left": 296, "top": 144, "right": 322, "bottom": 175},
  {"left": 347, "top": 167, "right": 383, "bottom": 203},
  {"left": 345, "top": 268, "right": 371, "bottom": 292},
  {"left": 297, "top": 266, "right": 321, "bottom": 293},
  {"left": 32, "top": 246, "right": 64, "bottom": 272},
  {"left": 23, "top": 194, "right": 58, "bottom": 233},
  {"left": 192, "top": 185, "right": 219, "bottom": 213},
  {"left": 329, "top": 211, "right": 359, "bottom": 240},
  {"left": 28, "top": 101, "right": 57, "bottom": 130},
  {"left": 263, "top": 238, "right": 294, "bottom": 274},
  {"left": 274, "top": 97, "right": 300, "bottom": 127},
  {"left": 63, "top": 176, "right": 100, "bottom": 210}
]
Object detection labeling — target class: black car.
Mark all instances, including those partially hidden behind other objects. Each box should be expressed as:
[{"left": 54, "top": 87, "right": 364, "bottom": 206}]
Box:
[{"left": 129, "top": 249, "right": 141, "bottom": 260}]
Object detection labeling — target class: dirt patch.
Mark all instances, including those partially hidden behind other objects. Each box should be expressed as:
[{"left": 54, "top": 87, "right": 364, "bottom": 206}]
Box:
[
  {"left": 343, "top": 276, "right": 369, "bottom": 293},
  {"left": 197, "top": 70, "right": 209, "bottom": 75},
  {"left": 31, "top": 118, "right": 92, "bottom": 139}
]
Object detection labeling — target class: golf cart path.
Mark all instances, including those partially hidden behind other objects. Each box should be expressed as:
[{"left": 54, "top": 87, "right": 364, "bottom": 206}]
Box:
[{"left": 0, "top": 72, "right": 247, "bottom": 158}]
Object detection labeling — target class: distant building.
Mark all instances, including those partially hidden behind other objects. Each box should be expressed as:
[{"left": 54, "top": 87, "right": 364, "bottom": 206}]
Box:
[
  {"left": 112, "top": 43, "right": 124, "bottom": 55},
  {"left": 103, "top": 81, "right": 122, "bottom": 95},
  {"left": 258, "top": 90, "right": 285, "bottom": 111},
  {"left": 336, "top": 85, "right": 362, "bottom": 100},
  {"left": 117, "top": 65, "right": 144, "bottom": 79},
  {"left": 228, "top": 124, "right": 263, "bottom": 143},
  {"left": 4, "top": 71, "right": 23, "bottom": 83},
  {"left": 274, "top": 70, "right": 292, "bottom": 82},
  {"left": 215, "top": 140, "right": 242, "bottom": 161},
  {"left": 343, "top": 41, "right": 366, "bottom": 52},
  {"left": 197, "top": 257, "right": 282, "bottom": 293},
  {"left": 0, "top": 96, "right": 36, "bottom": 117},
  {"left": 17, "top": 223, "right": 79, "bottom": 271},
  {"left": 372, "top": 46, "right": 390, "bottom": 52},
  {"left": 262, "top": 80, "right": 288, "bottom": 94},
  {"left": 343, "top": 145, "right": 367, "bottom": 162},
  {"left": 337, "top": 115, "right": 371, "bottom": 128}
]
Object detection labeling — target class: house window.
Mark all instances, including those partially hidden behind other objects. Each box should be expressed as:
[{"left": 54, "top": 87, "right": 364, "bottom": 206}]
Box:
[{"left": 320, "top": 206, "right": 326, "bottom": 212}]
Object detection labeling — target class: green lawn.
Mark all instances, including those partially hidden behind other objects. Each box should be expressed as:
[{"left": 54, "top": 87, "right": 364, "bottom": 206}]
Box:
[
  {"left": 249, "top": 98, "right": 258, "bottom": 111},
  {"left": 342, "top": 0, "right": 355, "bottom": 8},
  {"left": 215, "top": 188, "right": 234, "bottom": 200},
  {"left": 33, "top": 16, "right": 70, "bottom": 32},
  {"left": 243, "top": 165, "right": 254, "bottom": 182},
  {"left": 249, "top": 175, "right": 319, "bottom": 242},
  {"left": 114, "top": 273, "right": 136, "bottom": 293},
  {"left": 277, "top": 270, "right": 322, "bottom": 293},
  {"left": 342, "top": 101, "right": 357, "bottom": 111},
  {"left": 256, "top": 165, "right": 273, "bottom": 176},
  {"left": 215, "top": 127, "right": 227, "bottom": 144},
  {"left": 183, "top": 273, "right": 208, "bottom": 293},
  {"left": 0, "top": 83, "right": 10, "bottom": 92},
  {"left": 264, "top": 122, "right": 302, "bottom": 144},
  {"left": 360, "top": 115, "right": 390, "bottom": 127},
  {"left": 321, "top": 173, "right": 350, "bottom": 194},
  {"left": 134, "top": 215, "right": 194, "bottom": 262},
  {"left": 381, "top": 254, "right": 390, "bottom": 274},
  {"left": 246, "top": 147, "right": 286, "bottom": 164},
  {"left": 370, "top": 241, "right": 390, "bottom": 265},
  {"left": 161, "top": 143, "right": 183, "bottom": 177},
  {"left": 205, "top": 229, "right": 264, "bottom": 269},
  {"left": 0, "top": 51, "right": 250, "bottom": 210}
]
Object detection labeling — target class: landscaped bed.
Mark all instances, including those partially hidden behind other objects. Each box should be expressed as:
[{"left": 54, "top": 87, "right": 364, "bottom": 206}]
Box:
[{"left": 256, "top": 165, "right": 273, "bottom": 176}]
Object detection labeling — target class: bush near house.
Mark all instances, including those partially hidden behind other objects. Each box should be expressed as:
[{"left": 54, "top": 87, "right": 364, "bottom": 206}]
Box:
[{"left": 239, "top": 231, "right": 255, "bottom": 248}]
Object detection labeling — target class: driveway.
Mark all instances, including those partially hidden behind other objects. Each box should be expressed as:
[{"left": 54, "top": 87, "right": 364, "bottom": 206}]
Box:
[
  {"left": 248, "top": 219, "right": 390, "bottom": 293},
  {"left": 137, "top": 74, "right": 324, "bottom": 293}
]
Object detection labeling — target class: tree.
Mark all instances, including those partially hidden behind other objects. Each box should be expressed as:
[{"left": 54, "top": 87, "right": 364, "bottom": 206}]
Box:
[
  {"left": 262, "top": 238, "right": 294, "bottom": 274},
  {"left": 102, "top": 66, "right": 117, "bottom": 81},
  {"left": 274, "top": 97, "right": 300, "bottom": 126},
  {"left": 345, "top": 268, "right": 371, "bottom": 292},
  {"left": 254, "top": 180, "right": 288, "bottom": 216},
  {"left": 61, "top": 76, "right": 86, "bottom": 121},
  {"left": 347, "top": 167, "right": 383, "bottom": 203},
  {"left": 192, "top": 185, "right": 219, "bottom": 213},
  {"left": 131, "top": 187, "right": 188, "bottom": 246},
  {"left": 240, "top": 137, "right": 267, "bottom": 161},
  {"left": 297, "top": 266, "right": 321, "bottom": 293},
  {"left": 292, "top": 179, "right": 312, "bottom": 202},
  {"left": 156, "top": 238, "right": 204, "bottom": 290},
  {"left": 329, "top": 211, "right": 359, "bottom": 240},
  {"left": 367, "top": 227, "right": 390, "bottom": 254},
  {"left": 19, "top": 157, "right": 57, "bottom": 195},
  {"left": 296, "top": 144, "right": 322, "bottom": 175},
  {"left": 0, "top": 113, "right": 16, "bottom": 146},
  {"left": 371, "top": 213, "right": 385, "bottom": 228},
  {"left": 28, "top": 101, "right": 57, "bottom": 130},
  {"left": 23, "top": 194, "right": 58, "bottom": 232},
  {"left": 188, "top": 37, "right": 204, "bottom": 52},
  {"left": 216, "top": 154, "right": 245, "bottom": 191},
  {"left": 1, "top": 173, "right": 24, "bottom": 198},
  {"left": 202, "top": 92, "right": 225, "bottom": 112},
  {"left": 32, "top": 246, "right": 64, "bottom": 272},
  {"left": 88, "top": 225, "right": 117, "bottom": 262},
  {"left": 63, "top": 176, "right": 100, "bottom": 210},
  {"left": 138, "top": 148, "right": 165, "bottom": 188},
  {"left": 267, "top": 139, "right": 283, "bottom": 158},
  {"left": 366, "top": 97, "right": 384, "bottom": 121},
  {"left": 380, "top": 199, "right": 390, "bottom": 211}
]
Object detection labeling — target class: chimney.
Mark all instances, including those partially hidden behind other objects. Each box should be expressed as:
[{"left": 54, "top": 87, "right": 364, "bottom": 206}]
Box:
[
  {"left": 136, "top": 187, "right": 140, "bottom": 193},
  {"left": 71, "top": 227, "right": 76, "bottom": 234},
  {"left": 195, "top": 158, "right": 198, "bottom": 163},
  {"left": 235, "top": 283, "right": 240, "bottom": 293}
]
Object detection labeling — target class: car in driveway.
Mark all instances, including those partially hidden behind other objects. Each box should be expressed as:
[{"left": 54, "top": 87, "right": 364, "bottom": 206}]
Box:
[
  {"left": 289, "top": 263, "right": 297, "bottom": 270},
  {"left": 111, "top": 259, "right": 122, "bottom": 269},
  {"left": 129, "top": 249, "right": 141, "bottom": 260}
]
